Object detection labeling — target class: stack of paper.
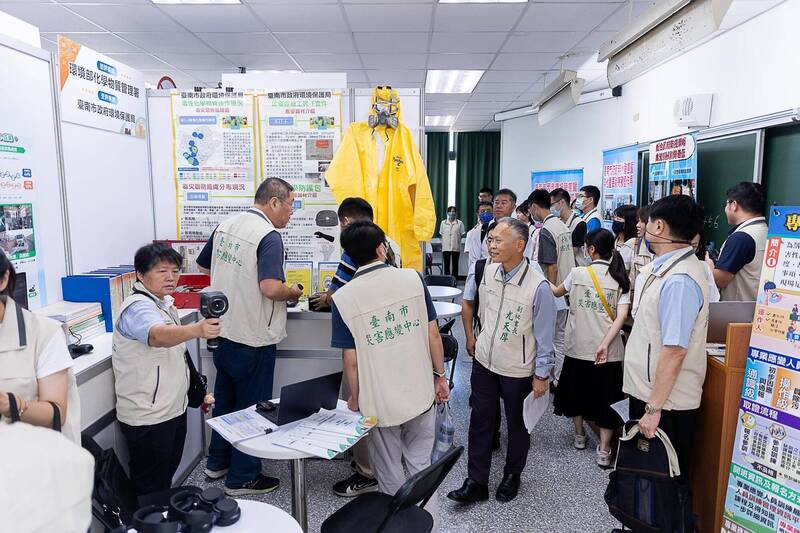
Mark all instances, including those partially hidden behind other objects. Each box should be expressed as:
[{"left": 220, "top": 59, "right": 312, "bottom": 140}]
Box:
[
  {"left": 206, "top": 407, "right": 274, "bottom": 444},
  {"left": 272, "top": 409, "right": 378, "bottom": 459},
  {"left": 35, "top": 301, "right": 105, "bottom": 344}
]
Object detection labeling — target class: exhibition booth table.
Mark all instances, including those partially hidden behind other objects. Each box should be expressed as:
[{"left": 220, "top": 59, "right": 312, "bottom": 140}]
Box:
[{"left": 427, "top": 286, "right": 462, "bottom": 301}]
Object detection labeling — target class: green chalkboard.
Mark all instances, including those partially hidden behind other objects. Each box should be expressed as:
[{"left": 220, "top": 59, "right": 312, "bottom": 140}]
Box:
[
  {"left": 696, "top": 133, "right": 758, "bottom": 251},
  {"left": 763, "top": 123, "right": 800, "bottom": 208}
]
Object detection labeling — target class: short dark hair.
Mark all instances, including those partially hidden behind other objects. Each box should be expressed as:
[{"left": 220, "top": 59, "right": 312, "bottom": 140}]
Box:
[
  {"left": 648, "top": 194, "right": 705, "bottom": 242},
  {"left": 255, "top": 177, "right": 293, "bottom": 205},
  {"left": 447, "top": 206, "right": 457, "bottom": 212},
  {"left": 0, "top": 252, "right": 16, "bottom": 297},
  {"left": 726, "top": 181, "right": 765, "bottom": 215},
  {"left": 550, "top": 188, "right": 571, "bottom": 205},
  {"left": 340, "top": 221, "right": 386, "bottom": 266},
  {"left": 526, "top": 189, "right": 551, "bottom": 210},
  {"left": 476, "top": 201, "right": 493, "bottom": 211},
  {"left": 338, "top": 197, "right": 373, "bottom": 221},
  {"left": 580, "top": 185, "right": 600, "bottom": 205},
  {"left": 613, "top": 204, "right": 638, "bottom": 241},
  {"left": 479, "top": 187, "right": 493, "bottom": 196},
  {"left": 495, "top": 188, "right": 517, "bottom": 203},
  {"left": 135, "top": 243, "right": 183, "bottom": 274}
]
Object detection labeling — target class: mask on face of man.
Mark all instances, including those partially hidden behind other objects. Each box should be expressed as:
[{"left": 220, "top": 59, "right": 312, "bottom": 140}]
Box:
[
  {"left": 479, "top": 211, "right": 493, "bottom": 224},
  {"left": 575, "top": 198, "right": 585, "bottom": 210},
  {"left": 550, "top": 206, "right": 561, "bottom": 218}
]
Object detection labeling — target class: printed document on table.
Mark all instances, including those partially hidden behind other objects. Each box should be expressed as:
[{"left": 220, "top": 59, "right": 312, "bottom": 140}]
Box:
[
  {"left": 295, "top": 409, "right": 377, "bottom": 437},
  {"left": 206, "top": 406, "right": 275, "bottom": 444}
]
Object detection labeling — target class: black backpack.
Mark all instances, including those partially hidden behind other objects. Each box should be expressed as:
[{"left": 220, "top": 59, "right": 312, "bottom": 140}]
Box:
[
  {"left": 604, "top": 422, "right": 694, "bottom": 532},
  {"left": 82, "top": 434, "right": 139, "bottom": 531}
]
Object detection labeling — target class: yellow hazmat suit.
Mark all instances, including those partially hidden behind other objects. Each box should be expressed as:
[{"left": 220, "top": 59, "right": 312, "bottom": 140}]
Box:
[{"left": 324, "top": 87, "right": 435, "bottom": 271}]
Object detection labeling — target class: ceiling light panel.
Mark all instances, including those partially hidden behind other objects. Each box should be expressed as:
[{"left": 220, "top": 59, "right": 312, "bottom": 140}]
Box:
[
  {"left": 439, "top": 0, "right": 527, "bottom": 3},
  {"left": 425, "top": 70, "right": 485, "bottom": 94}
]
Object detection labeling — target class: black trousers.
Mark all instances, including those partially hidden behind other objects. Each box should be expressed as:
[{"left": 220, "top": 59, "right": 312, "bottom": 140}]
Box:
[
  {"left": 468, "top": 360, "right": 532, "bottom": 485},
  {"left": 120, "top": 411, "right": 187, "bottom": 497},
  {"left": 443, "top": 251, "right": 460, "bottom": 277},
  {"left": 629, "top": 397, "right": 698, "bottom": 480}
]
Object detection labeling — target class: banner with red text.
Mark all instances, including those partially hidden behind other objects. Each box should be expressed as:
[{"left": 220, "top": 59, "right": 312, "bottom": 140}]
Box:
[{"left": 602, "top": 144, "right": 638, "bottom": 221}]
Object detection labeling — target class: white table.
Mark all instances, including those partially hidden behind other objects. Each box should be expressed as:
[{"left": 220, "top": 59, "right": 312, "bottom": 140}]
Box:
[
  {"left": 234, "top": 400, "right": 351, "bottom": 532},
  {"left": 433, "top": 301, "right": 462, "bottom": 319},
  {"left": 427, "top": 285, "right": 462, "bottom": 301},
  {"left": 219, "top": 500, "right": 302, "bottom": 532}
]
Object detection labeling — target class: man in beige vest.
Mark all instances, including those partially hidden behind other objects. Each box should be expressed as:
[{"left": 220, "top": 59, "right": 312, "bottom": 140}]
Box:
[
  {"left": 197, "top": 177, "right": 303, "bottom": 496},
  {"left": 705, "top": 181, "right": 767, "bottom": 301},
  {"left": 528, "top": 189, "right": 574, "bottom": 384},
  {"left": 623, "top": 195, "right": 709, "bottom": 494},
  {"left": 550, "top": 187, "right": 586, "bottom": 262},
  {"left": 448, "top": 217, "right": 556, "bottom": 505},
  {"left": 331, "top": 220, "right": 449, "bottom": 499}
]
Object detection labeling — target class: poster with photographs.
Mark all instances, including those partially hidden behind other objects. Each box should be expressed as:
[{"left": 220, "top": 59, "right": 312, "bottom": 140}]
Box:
[
  {"left": 648, "top": 133, "right": 697, "bottom": 203},
  {"left": 602, "top": 144, "right": 638, "bottom": 221},
  {"left": 258, "top": 90, "right": 344, "bottom": 270}
]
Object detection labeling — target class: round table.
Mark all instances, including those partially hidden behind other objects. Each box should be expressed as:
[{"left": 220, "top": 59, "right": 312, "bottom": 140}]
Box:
[
  {"left": 234, "top": 400, "right": 350, "bottom": 532},
  {"left": 433, "top": 300, "right": 462, "bottom": 319},
  {"left": 427, "top": 285, "right": 462, "bottom": 301},
  {"left": 218, "top": 500, "right": 302, "bottom": 532}
]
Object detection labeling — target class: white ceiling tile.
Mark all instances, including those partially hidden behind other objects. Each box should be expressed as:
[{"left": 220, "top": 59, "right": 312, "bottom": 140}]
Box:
[
  {"left": 196, "top": 33, "right": 282, "bottom": 54},
  {"left": 118, "top": 32, "right": 215, "bottom": 54},
  {"left": 294, "top": 53, "right": 362, "bottom": 70},
  {"left": 344, "top": 4, "right": 433, "bottom": 32},
  {"left": 429, "top": 32, "right": 506, "bottom": 54},
  {"left": 221, "top": 54, "right": 298, "bottom": 70},
  {"left": 343, "top": 70, "right": 368, "bottom": 83},
  {"left": 0, "top": 4, "right": 101, "bottom": 32},
  {"left": 468, "top": 93, "right": 516, "bottom": 102},
  {"left": 434, "top": 4, "right": 525, "bottom": 32},
  {"left": 103, "top": 53, "right": 171, "bottom": 70},
  {"left": 41, "top": 32, "right": 141, "bottom": 54},
  {"left": 492, "top": 52, "right": 561, "bottom": 70},
  {"left": 562, "top": 51, "right": 604, "bottom": 71},
  {"left": 155, "top": 53, "right": 233, "bottom": 70},
  {"left": 139, "top": 70, "right": 199, "bottom": 89},
  {"left": 354, "top": 32, "right": 429, "bottom": 54},
  {"left": 156, "top": 5, "right": 267, "bottom": 33},
  {"left": 517, "top": 3, "right": 621, "bottom": 32},
  {"left": 502, "top": 31, "right": 586, "bottom": 53},
  {"left": 598, "top": 1, "right": 654, "bottom": 32},
  {"left": 275, "top": 32, "right": 356, "bottom": 54},
  {"left": 463, "top": 101, "right": 510, "bottom": 110},
  {"left": 347, "top": 82, "right": 375, "bottom": 88},
  {"left": 250, "top": 4, "right": 348, "bottom": 31},
  {"left": 361, "top": 54, "right": 427, "bottom": 69},
  {"left": 56, "top": 0, "right": 150, "bottom": 3},
  {"left": 341, "top": 0, "right": 433, "bottom": 3},
  {"left": 474, "top": 81, "right": 531, "bottom": 93},
  {"left": 573, "top": 31, "right": 617, "bottom": 52},
  {"left": 185, "top": 69, "right": 237, "bottom": 84},
  {"left": 366, "top": 69, "right": 426, "bottom": 84},
  {"left": 479, "top": 69, "right": 550, "bottom": 83},
  {"left": 244, "top": 0, "right": 338, "bottom": 3},
  {"left": 67, "top": 4, "right": 184, "bottom": 32},
  {"left": 427, "top": 53, "right": 495, "bottom": 70}
]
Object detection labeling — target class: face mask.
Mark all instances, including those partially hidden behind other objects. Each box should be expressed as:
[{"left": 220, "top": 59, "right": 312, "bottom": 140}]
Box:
[
  {"left": 575, "top": 198, "right": 585, "bottom": 210},
  {"left": 612, "top": 221, "right": 625, "bottom": 235},
  {"left": 447, "top": 212, "right": 456, "bottom": 220},
  {"left": 531, "top": 212, "right": 542, "bottom": 223},
  {"left": 550, "top": 207, "right": 561, "bottom": 217},
  {"left": 479, "top": 212, "right": 493, "bottom": 224}
]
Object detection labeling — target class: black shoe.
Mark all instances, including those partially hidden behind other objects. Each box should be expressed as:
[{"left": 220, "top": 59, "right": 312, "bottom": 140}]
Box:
[
  {"left": 332, "top": 471, "right": 379, "bottom": 497},
  {"left": 224, "top": 474, "right": 280, "bottom": 496},
  {"left": 447, "top": 478, "right": 489, "bottom": 504},
  {"left": 495, "top": 473, "right": 520, "bottom": 503},
  {"left": 492, "top": 431, "right": 501, "bottom": 451}
]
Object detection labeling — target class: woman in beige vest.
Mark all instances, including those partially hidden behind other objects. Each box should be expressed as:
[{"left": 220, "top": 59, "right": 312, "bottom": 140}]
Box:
[
  {"left": 550, "top": 229, "right": 631, "bottom": 467},
  {"left": 612, "top": 204, "right": 638, "bottom": 272},
  {"left": 0, "top": 254, "right": 80, "bottom": 442}
]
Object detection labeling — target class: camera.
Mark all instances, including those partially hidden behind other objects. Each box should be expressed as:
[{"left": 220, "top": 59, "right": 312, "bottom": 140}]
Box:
[{"left": 200, "top": 291, "right": 228, "bottom": 351}]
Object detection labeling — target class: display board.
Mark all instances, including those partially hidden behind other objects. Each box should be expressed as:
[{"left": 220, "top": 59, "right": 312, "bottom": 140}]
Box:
[
  {"left": 602, "top": 144, "right": 639, "bottom": 221},
  {"left": 530, "top": 168, "right": 584, "bottom": 198},
  {"left": 647, "top": 133, "right": 698, "bottom": 202},
  {"left": 763, "top": 124, "right": 800, "bottom": 211},
  {"left": 169, "top": 90, "right": 258, "bottom": 240},
  {"left": 0, "top": 35, "right": 68, "bottom": 308},
  {"left": 722, "top": 206, "right": 800, "bottom": 533}
]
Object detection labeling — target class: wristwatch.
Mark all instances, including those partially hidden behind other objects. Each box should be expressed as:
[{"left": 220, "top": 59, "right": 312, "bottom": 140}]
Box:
[
  {"left": 534, "top": 374, "right": 549, "bottom": 381},
  {"left": 644, "top": 403, "right": 661, "bottom": 415}
]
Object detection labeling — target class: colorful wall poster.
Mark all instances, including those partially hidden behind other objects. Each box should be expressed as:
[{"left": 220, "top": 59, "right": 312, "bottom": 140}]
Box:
[
  {"left": 257, "top": 90, "right": 343, "bottom": 272},
  {"left": 285, "top": 261, "right": 313, "bottom": 298},
  {"left": 58, "top": 35, "right": 146, "bottom": 138},
  {"left": 530, "top": 168, "right": 584, "bottom": 199},
  {"left": 318, "top": 261, "right": 339, "bottom": 294},
  {"left": 0, "top": 132, "right": 45, "bottom": 308},
  {"left": 723, "top": 206, "right": 800, "bottom": 533},
  {"left": 647, "top": 133, "right": 697, "bottom": 202},
  {"left": 165, "top": 240, "right": 206, "bottom": 274},
  {"left": 170, "top": 91, "right": 258, "bottom": 240},
  {"left": 601, "top": 144, "right": 638, "bottom": 221}
]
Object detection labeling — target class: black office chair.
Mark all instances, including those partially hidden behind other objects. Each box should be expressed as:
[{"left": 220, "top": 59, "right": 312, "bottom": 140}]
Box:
[
  {"left": 424, "top": 274, "right": 457, "bottom": 288},
  {"left": 441, "top": 333, "right": 458, "bottom": 390},
  {"left": 438, "top": 318, "right": 456, "bottom": 335},
  {"left": 321, "top": 446, "right": 464, "bottom": 533}
]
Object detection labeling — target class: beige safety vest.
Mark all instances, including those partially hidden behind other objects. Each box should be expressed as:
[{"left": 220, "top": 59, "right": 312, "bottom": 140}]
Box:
[
  {"left": 439, "top": 219, "right": 464, "bottom": 252},
  {"left": 719, "top": 217, "right": 768, "bottom": 302},
  {"left": 332, "top": 262, "right": 434, "bottom": 427},
  {"left": 476, "top": 260, "right": 547, "bottom": 378},
  {"left": 211, "top": 208, "right": 287, "bottom": 347},
  {"left": 542, "top": 214, "right": 576, "bottom": 285},
  {"left": 629, "top": 238, "right": 654, "bottom": 303},
  {"left": 565, "top": 261, "right": 625, "bottom": 363},
  {"left": 623, "top": 248, "right": 710, "bottom": 410},
  {"left": 0, "top": 297, "right": 81, "bottom": 443},
  {"left": 112, "top": 283, "right": 188, "bottom": 426}
]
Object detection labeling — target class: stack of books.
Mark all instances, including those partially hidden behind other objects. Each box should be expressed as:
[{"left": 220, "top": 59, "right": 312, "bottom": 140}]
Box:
[{"left": 36, "top": 301, "right": 106, "bottom": 344}]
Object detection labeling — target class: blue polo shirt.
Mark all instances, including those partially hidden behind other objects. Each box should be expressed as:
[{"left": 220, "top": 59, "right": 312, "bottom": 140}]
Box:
[
  {"left": 715, "top": 223, "right": 759, "bottom": 275},
  {"left": 651, "top": 248, "right": 705, "bottom": 349}
]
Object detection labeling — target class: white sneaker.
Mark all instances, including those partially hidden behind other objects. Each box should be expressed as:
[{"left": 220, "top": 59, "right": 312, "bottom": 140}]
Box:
[
  {"left": 573, "top": 433, "right": 587, "bottom": 450},
  {"left": 596, "top": 445, "right": 612, "bottom": 468}
]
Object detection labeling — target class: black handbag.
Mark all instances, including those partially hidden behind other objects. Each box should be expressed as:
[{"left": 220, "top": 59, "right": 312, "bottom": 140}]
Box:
[
  {"left": 185, "top": 350, "right": 208, "bottom": 409},
  {"left": 81, "top": 434, "right": 139, "bottom": 531}
]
